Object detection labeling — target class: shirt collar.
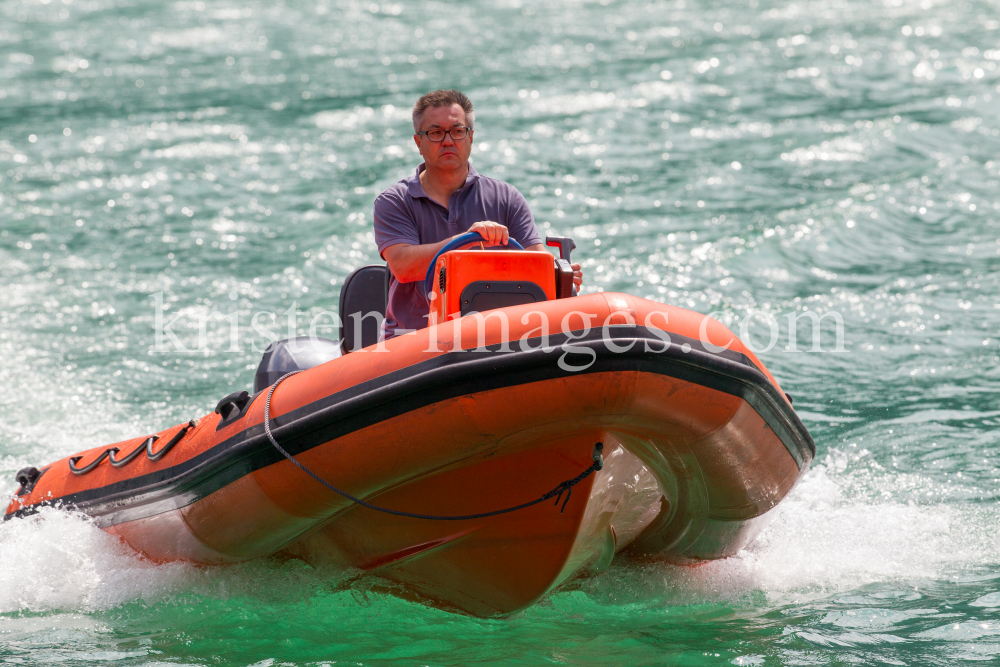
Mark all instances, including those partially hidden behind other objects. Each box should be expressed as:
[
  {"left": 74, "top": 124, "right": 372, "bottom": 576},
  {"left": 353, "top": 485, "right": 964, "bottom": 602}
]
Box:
[{"left": 407, "top": 162, "right": 480, "bottom": 200}]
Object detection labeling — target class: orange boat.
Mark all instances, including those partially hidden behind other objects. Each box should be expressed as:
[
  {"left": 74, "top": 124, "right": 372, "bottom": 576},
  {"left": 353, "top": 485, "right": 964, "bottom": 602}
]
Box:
[{"left": 6, "top": 235, "right": 813, "bottom": 617}]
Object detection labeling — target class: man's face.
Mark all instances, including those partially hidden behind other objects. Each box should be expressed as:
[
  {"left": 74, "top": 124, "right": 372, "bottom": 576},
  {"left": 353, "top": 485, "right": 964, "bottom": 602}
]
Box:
[{"left": 414, "top": 103, "right": 473, "bottom": 172}]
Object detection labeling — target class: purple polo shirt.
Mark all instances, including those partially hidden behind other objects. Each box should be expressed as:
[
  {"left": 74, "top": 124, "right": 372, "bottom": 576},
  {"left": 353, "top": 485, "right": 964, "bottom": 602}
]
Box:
[{"left": 374, "top": 163, "right": 543, "bottom": 338}]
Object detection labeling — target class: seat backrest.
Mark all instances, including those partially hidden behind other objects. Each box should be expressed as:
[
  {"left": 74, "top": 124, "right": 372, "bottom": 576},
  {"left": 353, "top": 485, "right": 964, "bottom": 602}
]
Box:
[{"left": 338, "top": 264, "right": 389, "bottom": 353}]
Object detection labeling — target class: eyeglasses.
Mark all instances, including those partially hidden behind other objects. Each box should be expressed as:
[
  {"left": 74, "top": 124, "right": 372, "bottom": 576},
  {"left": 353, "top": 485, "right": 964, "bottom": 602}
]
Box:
[{"left": 416, "top": 126, "right": 471, "bottom": 142}]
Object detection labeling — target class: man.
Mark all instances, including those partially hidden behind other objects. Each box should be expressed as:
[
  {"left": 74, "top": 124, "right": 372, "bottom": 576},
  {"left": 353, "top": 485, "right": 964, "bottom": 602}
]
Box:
[{"left": 374, "top": 89, "right": 583, "bottom": 338}]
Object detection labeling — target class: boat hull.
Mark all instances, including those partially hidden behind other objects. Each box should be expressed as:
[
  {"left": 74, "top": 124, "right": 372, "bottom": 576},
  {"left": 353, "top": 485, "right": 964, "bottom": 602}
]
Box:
[{"left": 6, "top": 293, "right": 813, "bottom": 616}]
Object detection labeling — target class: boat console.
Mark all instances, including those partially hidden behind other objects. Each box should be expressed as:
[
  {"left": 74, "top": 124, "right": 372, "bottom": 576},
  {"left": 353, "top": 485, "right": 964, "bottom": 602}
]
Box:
[{"left": 425, "top": 232, "right": 577, "bottom": 325}]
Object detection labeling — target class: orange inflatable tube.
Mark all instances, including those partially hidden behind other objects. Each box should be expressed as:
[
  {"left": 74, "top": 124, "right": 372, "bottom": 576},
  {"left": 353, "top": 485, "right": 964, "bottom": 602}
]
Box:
[{"left": 6, "top": 290, "right": 813, "bottom": 617}]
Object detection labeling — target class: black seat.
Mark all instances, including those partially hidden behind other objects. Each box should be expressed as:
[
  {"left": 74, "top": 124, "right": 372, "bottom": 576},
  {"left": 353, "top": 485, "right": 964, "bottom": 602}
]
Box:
[{"left": 339, "top": 264, "right": 389, "bottom": 353}]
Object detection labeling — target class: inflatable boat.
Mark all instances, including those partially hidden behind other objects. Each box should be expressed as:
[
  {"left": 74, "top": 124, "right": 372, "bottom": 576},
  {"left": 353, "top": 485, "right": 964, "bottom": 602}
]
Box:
[{"left": 6, "top": 234, "right": 814, "bottom": 616}]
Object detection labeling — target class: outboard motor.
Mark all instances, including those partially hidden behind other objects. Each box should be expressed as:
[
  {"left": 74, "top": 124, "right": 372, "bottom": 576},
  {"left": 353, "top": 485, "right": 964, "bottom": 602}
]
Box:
[{"left": 253, "top": 337, "right": 342, "bottom": 393}]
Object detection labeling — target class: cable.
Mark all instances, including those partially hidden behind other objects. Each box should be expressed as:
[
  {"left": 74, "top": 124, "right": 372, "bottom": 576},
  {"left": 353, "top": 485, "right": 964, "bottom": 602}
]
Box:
[{"left": 263, "top": 372, "right": 603, "bottom": 520}]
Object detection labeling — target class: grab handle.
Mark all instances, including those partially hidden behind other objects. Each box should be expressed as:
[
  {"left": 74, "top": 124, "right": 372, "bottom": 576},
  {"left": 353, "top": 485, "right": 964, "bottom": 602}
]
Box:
[{"left": 545, "top": 236, "right": 576, "bottom": 264}]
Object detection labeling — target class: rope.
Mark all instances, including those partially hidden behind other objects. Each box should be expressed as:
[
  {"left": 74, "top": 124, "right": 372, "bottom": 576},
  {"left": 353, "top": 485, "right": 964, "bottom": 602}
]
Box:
[{"left": 263, "top": 371, "right": 604, "bottom": 520}]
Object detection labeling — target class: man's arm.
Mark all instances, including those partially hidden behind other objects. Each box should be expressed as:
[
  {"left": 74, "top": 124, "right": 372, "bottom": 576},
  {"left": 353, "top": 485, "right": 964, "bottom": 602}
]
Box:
[{"left": 383, "top": 238, "right": 452, "bottom": 283}]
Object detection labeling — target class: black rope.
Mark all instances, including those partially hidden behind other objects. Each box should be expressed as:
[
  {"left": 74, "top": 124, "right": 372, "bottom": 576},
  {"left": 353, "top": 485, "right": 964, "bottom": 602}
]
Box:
[{"left": 263, "top": 371, "right": 604, "bottom": 520}]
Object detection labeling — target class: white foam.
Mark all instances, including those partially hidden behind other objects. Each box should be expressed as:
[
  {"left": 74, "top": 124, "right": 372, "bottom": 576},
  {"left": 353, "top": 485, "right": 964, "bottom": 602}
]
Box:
[
  {"left": 588, "top": 449, "right": 1000, "bottom": 606},
  {"left": 971, "top": 592, "right": 1000, "bottom": 607},
  {"left": 735, "top": 468, "right": 979, "bottom": 601},
  {"left": 4, "top": 450, "right": 997, "bottom": 614},
  {"left": 0, "top": 506, "right": 354, "bottom": 614},
  {"left": 0, "top": 507, "right": 194, "bottom": 613},
  {"left": 915, "top": 620, "right": 1000, "bottom": 640}
]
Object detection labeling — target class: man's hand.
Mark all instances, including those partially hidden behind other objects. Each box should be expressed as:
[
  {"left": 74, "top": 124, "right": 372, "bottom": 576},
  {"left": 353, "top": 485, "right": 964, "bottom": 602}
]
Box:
[
  {"left": 467, "top": 220, "right": 509, "bottom": 247},
  {"left": 572, "top": 263, "right": 583, "bottom": 291}
]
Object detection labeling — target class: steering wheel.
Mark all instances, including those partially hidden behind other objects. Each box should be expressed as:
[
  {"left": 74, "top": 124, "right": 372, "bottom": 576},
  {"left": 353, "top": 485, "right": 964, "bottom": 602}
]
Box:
[{"left": 423, "top": 231, "right": 524, "bottom": 296}]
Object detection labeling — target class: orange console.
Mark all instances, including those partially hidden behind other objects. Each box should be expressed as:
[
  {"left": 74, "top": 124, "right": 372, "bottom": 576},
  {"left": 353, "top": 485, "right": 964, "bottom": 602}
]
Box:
[
  {"left": 428, "top": 250, "right": 557, "bottom": 325},
  {"left": 423, "top": 233, "right": 578, "bottom": 326}
]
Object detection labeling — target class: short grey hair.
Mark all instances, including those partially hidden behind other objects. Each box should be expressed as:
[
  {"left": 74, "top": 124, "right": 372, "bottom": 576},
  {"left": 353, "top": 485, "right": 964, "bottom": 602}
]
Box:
[{"left": 412, "top": 89, "right": 475, "bottom": 133}]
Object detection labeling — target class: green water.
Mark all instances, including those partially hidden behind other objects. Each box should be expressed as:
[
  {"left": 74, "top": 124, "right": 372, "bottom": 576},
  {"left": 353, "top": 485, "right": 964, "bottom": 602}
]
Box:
[{"left": 2, "top": 0, "right": 1000, "bottom": 663}]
